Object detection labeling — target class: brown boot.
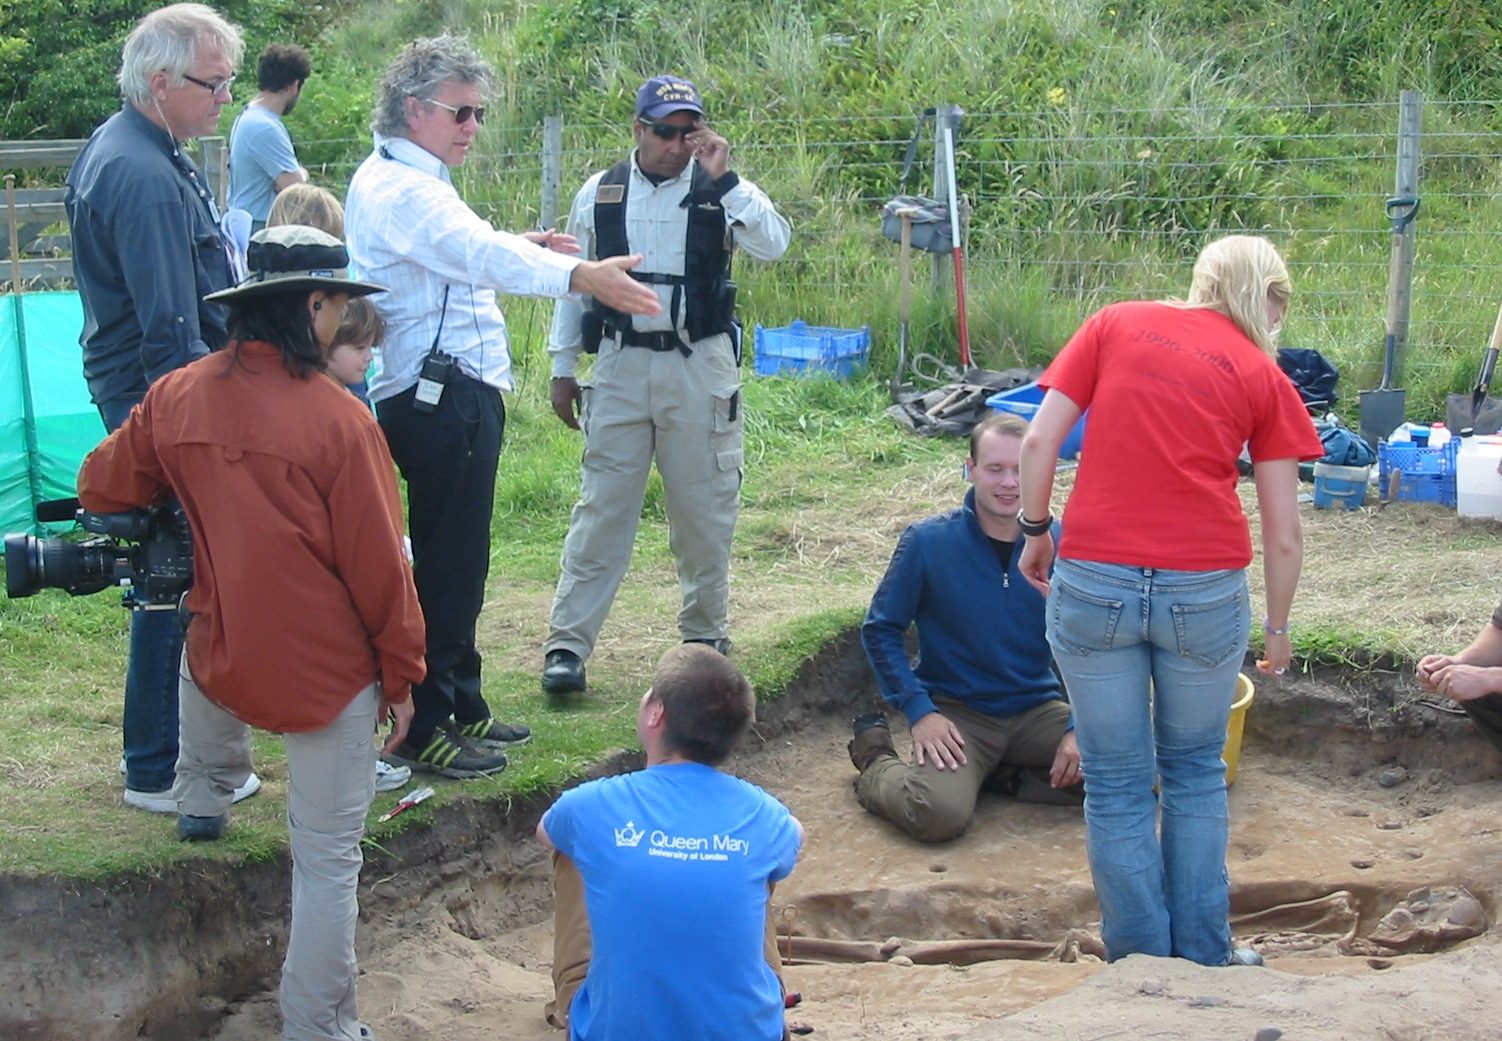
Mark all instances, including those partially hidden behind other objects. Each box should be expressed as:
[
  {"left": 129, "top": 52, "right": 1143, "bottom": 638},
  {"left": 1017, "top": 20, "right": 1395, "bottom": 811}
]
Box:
[{"left": 848, "top": 712, "right": 897, "bottom": 773}]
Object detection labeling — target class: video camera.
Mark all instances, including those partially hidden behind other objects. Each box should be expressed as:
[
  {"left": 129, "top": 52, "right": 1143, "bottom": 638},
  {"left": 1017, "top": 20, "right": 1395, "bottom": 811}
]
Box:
[{"left": 4, "top": 498, "right": 193, "bottom": 610}]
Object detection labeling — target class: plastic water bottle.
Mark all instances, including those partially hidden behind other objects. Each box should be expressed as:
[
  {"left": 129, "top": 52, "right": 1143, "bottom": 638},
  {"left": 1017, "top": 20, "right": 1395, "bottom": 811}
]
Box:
[{"left": 1429, "top": 423, "right": 1451, "bottom": 448}]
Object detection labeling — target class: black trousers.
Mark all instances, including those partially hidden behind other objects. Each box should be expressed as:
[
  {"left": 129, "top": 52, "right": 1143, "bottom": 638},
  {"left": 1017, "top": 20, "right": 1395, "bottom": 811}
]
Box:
[
  {"left": 1463, "top": 693, "right": 1502, "bottom": 757},
  {"left": 377, "top": 374, "right": 504, "bottom": 746}
]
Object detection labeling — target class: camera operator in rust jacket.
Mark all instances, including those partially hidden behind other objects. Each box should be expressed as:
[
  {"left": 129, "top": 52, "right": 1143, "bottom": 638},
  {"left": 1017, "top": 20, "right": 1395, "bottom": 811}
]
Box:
[{"left": 77, "top": 224, "right": 425, "bottom": 1040}]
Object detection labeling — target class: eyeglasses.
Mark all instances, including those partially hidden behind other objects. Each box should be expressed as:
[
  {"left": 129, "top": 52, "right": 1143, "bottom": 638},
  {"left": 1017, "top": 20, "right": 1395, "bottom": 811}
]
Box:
[
  {"left": 639, "top": 118, "right": 701, "bottom": 141},
  {"left": 182, "top": 73, "right": 235, "bottom": 97},
  {"left": 423, "top": 98, "right": 486, "bottom": 125}
]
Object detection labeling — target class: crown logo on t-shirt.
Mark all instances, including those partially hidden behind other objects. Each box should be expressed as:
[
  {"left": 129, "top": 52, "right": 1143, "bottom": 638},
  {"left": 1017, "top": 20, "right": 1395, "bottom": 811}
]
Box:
[{"left": 614, "top": 821, "right": 645, "bottom": 847}]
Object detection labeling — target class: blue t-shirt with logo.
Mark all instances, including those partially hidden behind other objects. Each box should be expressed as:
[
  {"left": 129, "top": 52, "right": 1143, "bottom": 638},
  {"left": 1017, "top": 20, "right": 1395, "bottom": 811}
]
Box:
[{"left": 543, "top": 761, "right": 802, "bottom": 1041}]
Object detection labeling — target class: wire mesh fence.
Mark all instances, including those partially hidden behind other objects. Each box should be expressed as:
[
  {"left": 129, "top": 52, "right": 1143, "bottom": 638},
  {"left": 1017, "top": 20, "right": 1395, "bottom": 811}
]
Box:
[{"left": 15, "top": 96, "right": 1502, "bottom": 401}]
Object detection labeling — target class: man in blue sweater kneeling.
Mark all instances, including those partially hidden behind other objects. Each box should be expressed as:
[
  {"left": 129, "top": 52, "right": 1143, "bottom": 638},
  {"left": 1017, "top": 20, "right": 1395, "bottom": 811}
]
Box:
[{"left": 853, "top": 411, "right": 1083, "bottom": 842}]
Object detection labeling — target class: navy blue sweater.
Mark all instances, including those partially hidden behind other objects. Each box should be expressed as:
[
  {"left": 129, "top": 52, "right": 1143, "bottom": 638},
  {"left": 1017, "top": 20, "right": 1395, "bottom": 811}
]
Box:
[{"left": 861, "top": 488, "right": 1066, "bottom": 727}]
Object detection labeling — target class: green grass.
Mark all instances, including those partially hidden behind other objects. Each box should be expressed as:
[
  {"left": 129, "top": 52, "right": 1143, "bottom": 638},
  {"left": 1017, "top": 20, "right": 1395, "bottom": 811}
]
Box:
[{"left": 0, "top": 372, "right": 954, "bottom": 878}]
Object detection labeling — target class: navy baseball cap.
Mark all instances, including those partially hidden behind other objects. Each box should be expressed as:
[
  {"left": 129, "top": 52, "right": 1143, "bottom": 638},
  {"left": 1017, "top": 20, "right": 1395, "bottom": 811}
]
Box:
[{"left": 636, "top": 76, "right": 704, "bottom": 120}]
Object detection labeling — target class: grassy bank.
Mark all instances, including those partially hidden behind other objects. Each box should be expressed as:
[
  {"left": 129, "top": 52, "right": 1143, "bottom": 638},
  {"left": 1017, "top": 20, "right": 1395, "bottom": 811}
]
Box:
[{"left": 5, "top": 357, "right": 1502, "bottom": 878}]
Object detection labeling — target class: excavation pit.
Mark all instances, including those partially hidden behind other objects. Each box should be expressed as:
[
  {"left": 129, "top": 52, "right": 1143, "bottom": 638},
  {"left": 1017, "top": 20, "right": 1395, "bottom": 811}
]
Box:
[{"left": 6, "top": 632, "right": 1502, "bottom": 1041}]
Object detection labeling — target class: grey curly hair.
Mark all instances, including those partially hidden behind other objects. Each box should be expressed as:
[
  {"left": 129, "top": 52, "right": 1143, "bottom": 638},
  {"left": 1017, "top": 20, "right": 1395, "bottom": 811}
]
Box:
[
  {"left": 117, "top": 3, "right": 244, "bottom": 106},
  {"left": 372, "top": 35, "right": 494, "bottom": 140}
]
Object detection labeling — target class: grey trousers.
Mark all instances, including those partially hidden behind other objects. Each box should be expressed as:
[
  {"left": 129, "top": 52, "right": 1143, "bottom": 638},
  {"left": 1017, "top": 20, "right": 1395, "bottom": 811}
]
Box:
[
  {"left": 546, "top": 335, "right": 743, "bottom": 660},
  {"left": 177, "top": 658, "right": 378, "bottom": 1041},
  {"left": 855, "top": 698, "right": 1078, "bottom": 843}
]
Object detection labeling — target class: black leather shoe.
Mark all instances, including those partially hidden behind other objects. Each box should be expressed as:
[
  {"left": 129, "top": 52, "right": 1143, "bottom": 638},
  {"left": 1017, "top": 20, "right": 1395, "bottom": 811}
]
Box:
[{"left": 542, "top": 648, "right": 587, "bottom": 694}]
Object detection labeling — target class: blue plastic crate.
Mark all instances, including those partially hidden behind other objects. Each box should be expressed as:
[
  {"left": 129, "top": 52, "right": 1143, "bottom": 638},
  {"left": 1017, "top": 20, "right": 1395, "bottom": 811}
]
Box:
[
  {"left": 754, "top": 321, "right": 871, "bottom": 379},
  {"left": 1379, "top": 439, "right": 1459, "bottom": 507},
  {"left": 983, "top": 382, "right": 1087, "bottom": 460}
]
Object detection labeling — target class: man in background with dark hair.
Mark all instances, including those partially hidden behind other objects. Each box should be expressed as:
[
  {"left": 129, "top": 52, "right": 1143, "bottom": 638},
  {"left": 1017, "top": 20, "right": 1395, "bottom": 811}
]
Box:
[
  {"left": 229, "top": 43, "right": 311, "bottom": 231},
  {"left": 850, "top": 411, "right": 1082, "bottom": 842},
  {"left": 538, "top": 644, "right": 802, "bottom": 1039}
]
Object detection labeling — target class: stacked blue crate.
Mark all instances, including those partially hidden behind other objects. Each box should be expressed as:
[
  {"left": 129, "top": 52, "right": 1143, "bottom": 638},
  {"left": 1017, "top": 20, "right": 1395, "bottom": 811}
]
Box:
[{"left": 1378, "top": 438, "right": 1459, "bottom": 507}]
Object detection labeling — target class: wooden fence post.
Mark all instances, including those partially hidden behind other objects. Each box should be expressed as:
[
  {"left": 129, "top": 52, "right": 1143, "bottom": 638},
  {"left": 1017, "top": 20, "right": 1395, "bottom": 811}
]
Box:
[
  {"left": 541, "top": 115, "right": 563, "bottom": 231},
  {"left": 1386, "top": 90, "right": 1423, "bottom": 379}
]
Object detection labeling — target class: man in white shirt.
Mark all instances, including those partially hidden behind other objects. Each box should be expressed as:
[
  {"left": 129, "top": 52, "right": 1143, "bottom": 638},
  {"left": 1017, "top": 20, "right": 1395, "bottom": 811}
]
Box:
[
  {"left": 227, "top": 43, "right": 309, "bottom": 229},
  {"left": 346, "top": 35, "right": 657, "bottom": 779},
  {"left": 542, "top": 76, "right": 791, "bottom": 696}
]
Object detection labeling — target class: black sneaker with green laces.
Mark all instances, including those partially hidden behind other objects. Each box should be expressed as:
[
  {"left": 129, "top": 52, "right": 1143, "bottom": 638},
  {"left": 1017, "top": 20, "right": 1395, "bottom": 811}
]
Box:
[
  {"left": 387, "top": 729, "right": 508, "bottom": 779},
  {"left": 455, "top": 717, "right": 532, "bottom": 751}
]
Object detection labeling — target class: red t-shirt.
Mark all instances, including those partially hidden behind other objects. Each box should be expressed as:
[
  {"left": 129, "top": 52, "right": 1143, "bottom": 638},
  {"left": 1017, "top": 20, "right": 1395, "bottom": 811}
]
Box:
[{"left": 1041, "top": 300, "right": 1324, "bottom": 571}]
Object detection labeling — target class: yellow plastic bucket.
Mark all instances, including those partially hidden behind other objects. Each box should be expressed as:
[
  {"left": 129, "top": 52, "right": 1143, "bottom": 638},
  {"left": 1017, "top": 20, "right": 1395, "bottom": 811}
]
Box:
[{"left": 1223, "top": 673, "right": 1255, "bottom": 786}]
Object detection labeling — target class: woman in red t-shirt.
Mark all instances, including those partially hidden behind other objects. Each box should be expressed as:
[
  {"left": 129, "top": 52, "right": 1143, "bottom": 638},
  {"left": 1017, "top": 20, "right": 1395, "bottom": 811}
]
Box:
[{"left": 1016, "top": 235, "right": 1323, "bottom": 967}]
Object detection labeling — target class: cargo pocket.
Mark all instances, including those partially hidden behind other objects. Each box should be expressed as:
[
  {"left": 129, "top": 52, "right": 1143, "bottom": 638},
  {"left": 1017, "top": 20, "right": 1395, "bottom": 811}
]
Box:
[{"left": 712, "top": 381, "right": 744, "bottom": 482}]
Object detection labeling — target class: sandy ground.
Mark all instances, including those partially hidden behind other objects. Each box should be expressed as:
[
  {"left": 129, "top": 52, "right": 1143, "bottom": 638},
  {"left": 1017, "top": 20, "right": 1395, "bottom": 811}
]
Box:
[{"left": 209, "top": 697, "right": 1502, "bottom": 1041}]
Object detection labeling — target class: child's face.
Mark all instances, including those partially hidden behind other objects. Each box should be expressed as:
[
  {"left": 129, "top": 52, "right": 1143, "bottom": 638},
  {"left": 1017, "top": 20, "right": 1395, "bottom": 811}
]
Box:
[{"left": 327, "top": 340, "right": 374, "bottom": 386}]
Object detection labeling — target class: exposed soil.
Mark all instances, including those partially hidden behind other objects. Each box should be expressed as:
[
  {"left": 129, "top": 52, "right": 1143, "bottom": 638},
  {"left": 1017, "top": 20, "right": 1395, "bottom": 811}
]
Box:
[{"left": 7, "top": 630, "right": 1502, "bottom": 1041}]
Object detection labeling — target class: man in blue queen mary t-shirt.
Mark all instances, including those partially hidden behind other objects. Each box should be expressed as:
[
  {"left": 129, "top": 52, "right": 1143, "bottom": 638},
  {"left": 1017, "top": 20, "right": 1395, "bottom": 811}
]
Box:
[{"left": 538, "top": 644, "right": 803, "bottom": 1041}]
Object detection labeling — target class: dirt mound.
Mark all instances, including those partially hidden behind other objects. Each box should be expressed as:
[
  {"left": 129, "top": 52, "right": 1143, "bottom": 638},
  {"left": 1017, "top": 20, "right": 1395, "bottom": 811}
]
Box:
[{"left": 7, "top": 631, "right": 1502, "bottom": 1041}]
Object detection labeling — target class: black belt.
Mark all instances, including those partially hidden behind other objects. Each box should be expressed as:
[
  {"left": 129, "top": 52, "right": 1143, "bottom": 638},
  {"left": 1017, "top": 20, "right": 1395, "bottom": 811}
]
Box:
[{"left": 608, "top": 323, "right": 691, "bottom": 356}]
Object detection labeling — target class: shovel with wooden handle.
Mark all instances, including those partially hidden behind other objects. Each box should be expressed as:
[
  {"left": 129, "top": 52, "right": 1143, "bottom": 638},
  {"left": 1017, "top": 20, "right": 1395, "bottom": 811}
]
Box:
[
  {"left": 1359, "top": 194, "right": 1420, "bottom": 450},
  {"left": 1470, "top": 300, "right": 1502, "bottom": 421}
]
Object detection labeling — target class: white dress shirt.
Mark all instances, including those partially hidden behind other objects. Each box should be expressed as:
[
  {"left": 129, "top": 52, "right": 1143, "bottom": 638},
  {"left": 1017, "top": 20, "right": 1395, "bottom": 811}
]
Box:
[
  {"left": 547, "top": 154, "right": 791, "bottom": 378},
  {"left": 346, "top": 135, "right": 581, "bottom": 402}
]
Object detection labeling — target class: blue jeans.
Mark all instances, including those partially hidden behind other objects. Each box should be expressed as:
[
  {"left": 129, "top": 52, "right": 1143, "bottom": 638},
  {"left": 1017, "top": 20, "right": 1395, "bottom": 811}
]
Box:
[
  {"left": 100, "top": 396, "right": 182, "bottom": 793},
  {"left": 1046, "top": 558, "right": 1248, "bottom": 966}
]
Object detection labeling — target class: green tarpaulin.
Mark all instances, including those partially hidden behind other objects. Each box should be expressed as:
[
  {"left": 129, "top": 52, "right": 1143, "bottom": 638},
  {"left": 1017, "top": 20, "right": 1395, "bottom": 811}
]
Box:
[{"left": 0, "top": 291, "right": 104, "bottom": 535}]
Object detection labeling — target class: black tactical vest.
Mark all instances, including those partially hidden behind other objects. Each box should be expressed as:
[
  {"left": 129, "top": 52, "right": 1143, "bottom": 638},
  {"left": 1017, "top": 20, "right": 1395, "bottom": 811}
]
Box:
[{"left": 590, "top": 159, "right": 734, "bottom": 344}]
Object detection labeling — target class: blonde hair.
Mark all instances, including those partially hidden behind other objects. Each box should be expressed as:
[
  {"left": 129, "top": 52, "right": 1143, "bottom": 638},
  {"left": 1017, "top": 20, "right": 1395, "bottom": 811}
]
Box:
[
  {"left": 266, "top": 184, "right": 344, "bottom": 238},
  {"left": 335, "top": 296, "right": 385, "bottom": 348},
  {"left": 1176, "top": 235, "right": 1291, "bottom": 355}
]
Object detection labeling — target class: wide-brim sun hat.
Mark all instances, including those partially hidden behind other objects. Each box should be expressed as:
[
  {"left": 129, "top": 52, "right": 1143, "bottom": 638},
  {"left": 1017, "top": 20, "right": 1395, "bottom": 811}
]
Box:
[{"left": 205, "top": 224, "right": 387, "bottom": 304}]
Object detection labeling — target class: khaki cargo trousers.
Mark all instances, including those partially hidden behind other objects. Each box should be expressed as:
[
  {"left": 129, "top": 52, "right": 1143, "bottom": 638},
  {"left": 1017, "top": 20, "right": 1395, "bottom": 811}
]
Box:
[
  {"left": 855, "top": 697, "right": 1078, "bottom": 843},
  {"left": 547, "top": 334, "right": 743, "bottom": 659}
]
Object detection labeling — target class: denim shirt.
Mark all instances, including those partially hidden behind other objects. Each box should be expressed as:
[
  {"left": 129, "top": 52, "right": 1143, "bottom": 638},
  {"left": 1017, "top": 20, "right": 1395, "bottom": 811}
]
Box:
[
  {"left": 861, "top": 488, "right": 1068, "bottom": 727},
  {"left": 66, "top": 104, "right": 231, "bottom": 405}
]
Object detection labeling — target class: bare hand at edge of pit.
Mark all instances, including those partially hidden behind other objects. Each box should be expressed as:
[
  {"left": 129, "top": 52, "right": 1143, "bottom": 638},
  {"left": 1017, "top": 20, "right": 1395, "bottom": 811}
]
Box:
[
  {"left": 1049, "top": 729, "right": 1082, "bottom": 788},
  {"left": 912, "top": 711, "right": 966, "bottom": 770}
]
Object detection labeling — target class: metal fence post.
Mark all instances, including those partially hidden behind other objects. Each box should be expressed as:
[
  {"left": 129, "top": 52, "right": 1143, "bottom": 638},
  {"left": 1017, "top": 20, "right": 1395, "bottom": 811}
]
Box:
[
  {"left": 541, "top": 115, "right": 563, "bottom": 231},
  {"left": 1386, "top": 90, "right": 1423, "bottom": 380},
  {"left": 931, "top": 102, "right": 960, "bottom": 288}
]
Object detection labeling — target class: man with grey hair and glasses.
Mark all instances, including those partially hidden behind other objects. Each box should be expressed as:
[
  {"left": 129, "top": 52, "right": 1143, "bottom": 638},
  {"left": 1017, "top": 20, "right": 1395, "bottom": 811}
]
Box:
[
  {"left": 65, "top": 1, "right": 262, "bottom": 819},
  {"left": 346, "top": 35, "right": 659, "bottom": 781}
]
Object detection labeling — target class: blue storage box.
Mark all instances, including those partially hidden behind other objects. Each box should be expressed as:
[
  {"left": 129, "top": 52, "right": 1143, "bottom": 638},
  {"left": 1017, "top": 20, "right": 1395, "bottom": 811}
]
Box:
[
  {"left": 1378, "top": 439, "right": 1459, "bottom": 507},
  {"left": 983, "top": 382, "right": 1088, "bottom": 460},
  {"left": 754, "top": 321, "right": 871, "bottom": 379}
]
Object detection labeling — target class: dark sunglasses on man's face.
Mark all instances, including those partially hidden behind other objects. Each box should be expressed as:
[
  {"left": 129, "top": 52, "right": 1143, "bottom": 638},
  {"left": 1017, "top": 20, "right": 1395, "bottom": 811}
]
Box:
[
  {"left": 423, "top": 98, "right": 486, "bottom": 125},
  {"left": 640, "top": 118, "right": 701, "bottom": 141}
]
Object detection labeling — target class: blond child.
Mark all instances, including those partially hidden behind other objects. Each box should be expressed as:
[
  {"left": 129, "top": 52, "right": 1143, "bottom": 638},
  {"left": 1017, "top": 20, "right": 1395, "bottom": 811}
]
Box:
[{"left": 266, "top": 182, "right": 344, "bottom": 238}]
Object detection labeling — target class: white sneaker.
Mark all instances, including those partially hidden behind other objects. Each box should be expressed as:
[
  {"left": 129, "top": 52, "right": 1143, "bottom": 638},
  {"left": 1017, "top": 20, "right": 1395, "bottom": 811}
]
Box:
[
  {"left": 122, "top": 772, "right": 263, "bottom": 814},
  {"left": 375, "top": 759, "right": 411, "bottom": 792}
]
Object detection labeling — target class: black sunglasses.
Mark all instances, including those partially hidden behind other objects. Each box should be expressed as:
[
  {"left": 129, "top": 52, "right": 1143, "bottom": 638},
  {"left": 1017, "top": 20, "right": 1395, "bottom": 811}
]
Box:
[
  {"left": 640, "top": 118, "right": 701, "bottom": 141},
  {"left": 182, "top": 73, "right": 235, "bottom": 97},
  {"left": 423, "top": 98, "right": 486, "bottom": 125}
]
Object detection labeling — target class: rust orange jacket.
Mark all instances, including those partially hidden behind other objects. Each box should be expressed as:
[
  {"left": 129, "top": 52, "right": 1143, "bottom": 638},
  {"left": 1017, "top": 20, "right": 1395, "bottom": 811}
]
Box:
[{"left": 79, "top": 340, "right": 425, "bottom": 732}]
